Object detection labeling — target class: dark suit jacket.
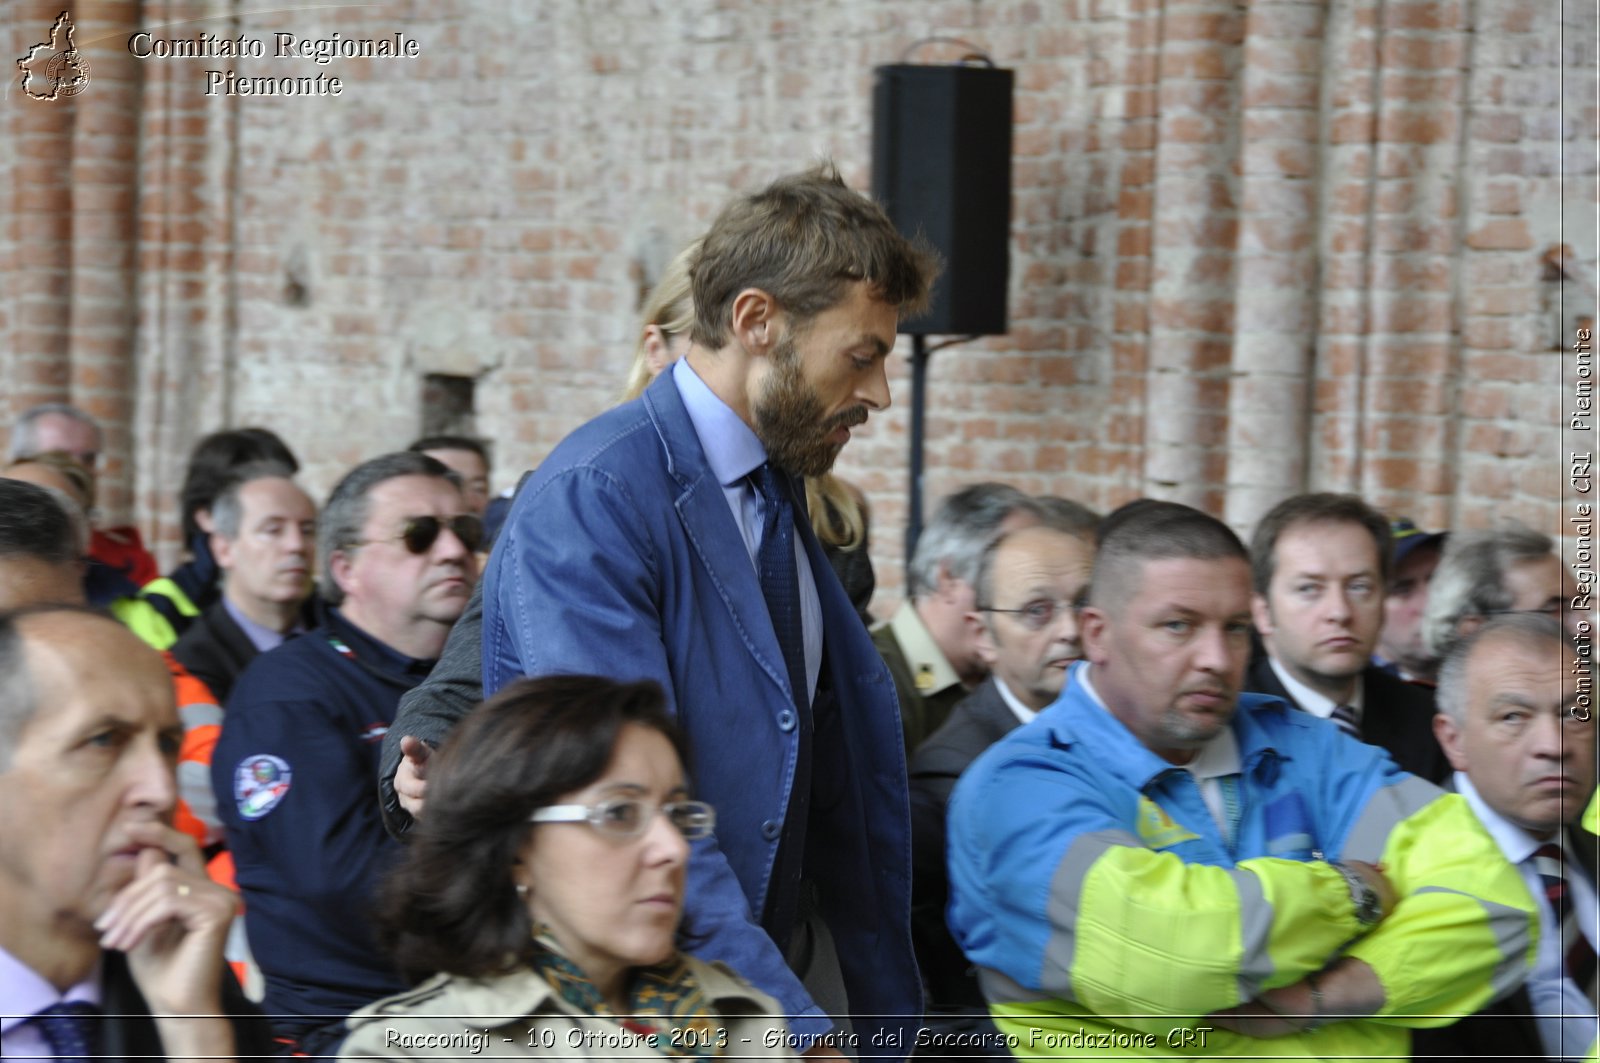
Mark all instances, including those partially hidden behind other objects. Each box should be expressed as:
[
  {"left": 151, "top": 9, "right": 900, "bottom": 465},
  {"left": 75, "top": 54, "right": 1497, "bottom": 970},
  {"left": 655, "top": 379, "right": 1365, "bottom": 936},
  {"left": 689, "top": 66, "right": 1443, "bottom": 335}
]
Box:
[
  {"left": 95, "top": 948, "right": 275, "bottom": 1061},
  {"left": 1244, "top": 656, "right": 1450, "bottom": 784},
  {"left": 908, "top": 677, "right": 1023, "bottom": 1009},
  {"left": 873, "top": 621, "right": 969, "bottom": 754},
  {"left": 1411, "top": 823, "right": 1599, "bottom": 1062},
  {"left": 171, "top": 600, "right": 259, "bottom": 704}
]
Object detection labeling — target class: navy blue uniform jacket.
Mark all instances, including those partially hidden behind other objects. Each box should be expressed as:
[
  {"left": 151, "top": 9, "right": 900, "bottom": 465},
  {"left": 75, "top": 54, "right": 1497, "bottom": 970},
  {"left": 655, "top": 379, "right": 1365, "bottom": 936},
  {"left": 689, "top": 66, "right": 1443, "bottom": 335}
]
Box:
[{"left": 213, "top": 608, "right": 426, "bottom": 1038}]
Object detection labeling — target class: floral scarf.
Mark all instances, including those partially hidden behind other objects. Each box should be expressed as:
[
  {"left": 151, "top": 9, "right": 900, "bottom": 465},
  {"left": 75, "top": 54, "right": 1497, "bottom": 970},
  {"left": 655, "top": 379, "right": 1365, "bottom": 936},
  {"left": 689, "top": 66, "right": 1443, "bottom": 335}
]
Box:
[{"left": 530, "top": 930, "right": 725, "bottom": 1059}]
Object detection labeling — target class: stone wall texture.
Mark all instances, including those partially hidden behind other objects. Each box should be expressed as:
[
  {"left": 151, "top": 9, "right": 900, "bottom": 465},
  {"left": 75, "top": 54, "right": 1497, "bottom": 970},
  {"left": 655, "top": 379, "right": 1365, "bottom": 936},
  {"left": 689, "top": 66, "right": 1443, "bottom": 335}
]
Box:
[{"left": 4, "top": 0, "right": 1596, "bottom": 609}]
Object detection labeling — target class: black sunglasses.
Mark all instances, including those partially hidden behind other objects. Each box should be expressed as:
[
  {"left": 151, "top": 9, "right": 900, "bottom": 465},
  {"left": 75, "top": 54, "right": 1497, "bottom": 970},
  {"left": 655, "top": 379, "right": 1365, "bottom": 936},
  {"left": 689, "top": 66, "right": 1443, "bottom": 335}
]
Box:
[{"left": 348, "top": 514, "right": 484, "bottom": 555}]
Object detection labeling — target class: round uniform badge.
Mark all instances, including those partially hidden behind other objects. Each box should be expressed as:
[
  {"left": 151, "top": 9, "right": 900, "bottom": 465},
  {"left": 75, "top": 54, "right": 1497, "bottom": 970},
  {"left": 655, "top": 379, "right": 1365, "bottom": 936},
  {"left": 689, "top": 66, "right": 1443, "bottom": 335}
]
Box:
[{"left": 234, "top": 755, "right": 292, "bottom": 820}]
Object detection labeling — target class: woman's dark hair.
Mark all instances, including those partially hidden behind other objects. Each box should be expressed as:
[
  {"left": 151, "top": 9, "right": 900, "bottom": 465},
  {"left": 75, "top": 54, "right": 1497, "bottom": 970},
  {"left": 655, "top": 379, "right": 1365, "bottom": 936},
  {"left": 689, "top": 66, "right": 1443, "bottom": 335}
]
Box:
[
  {"left": 379, "top": 674, "right": 689, "bottom": 979},
  {"left": 178, "top": 428, "right": 299, "bottom": 542}
]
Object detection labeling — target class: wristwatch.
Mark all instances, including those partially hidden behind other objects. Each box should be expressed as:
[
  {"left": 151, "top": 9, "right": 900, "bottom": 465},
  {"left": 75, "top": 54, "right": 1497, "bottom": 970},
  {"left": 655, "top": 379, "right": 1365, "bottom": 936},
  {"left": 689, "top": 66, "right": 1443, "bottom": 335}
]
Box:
[{"left": 1330, "top": 861, "right": 1383, "bottom": 928}]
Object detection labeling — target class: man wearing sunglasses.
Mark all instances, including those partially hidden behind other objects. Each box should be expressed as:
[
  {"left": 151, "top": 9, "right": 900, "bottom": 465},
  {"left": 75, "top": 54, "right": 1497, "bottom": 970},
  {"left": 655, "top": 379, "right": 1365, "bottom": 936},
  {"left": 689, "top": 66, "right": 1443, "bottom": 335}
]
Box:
[{"left": 212, "top": 451, "right": 479, "bottom": 1057}]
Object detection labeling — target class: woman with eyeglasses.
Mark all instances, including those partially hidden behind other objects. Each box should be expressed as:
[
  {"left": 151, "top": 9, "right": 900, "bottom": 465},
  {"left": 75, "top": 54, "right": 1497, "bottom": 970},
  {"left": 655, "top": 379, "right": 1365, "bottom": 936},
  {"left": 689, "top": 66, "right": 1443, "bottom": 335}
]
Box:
[{"left": 343, "top": 674, "right": 799, "bottom": 1061}]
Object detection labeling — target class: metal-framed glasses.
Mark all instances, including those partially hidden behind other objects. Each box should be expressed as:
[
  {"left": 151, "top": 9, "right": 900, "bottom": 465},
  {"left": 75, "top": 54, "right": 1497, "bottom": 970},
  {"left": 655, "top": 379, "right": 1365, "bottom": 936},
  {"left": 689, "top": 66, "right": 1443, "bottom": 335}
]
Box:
[
  {"left": 345, "top": 514, "right": 484, "bottom": 555},
  {"left": 978, "top": 597, "right": 1083, "bottom": 632},
  {"left": 529, "top": 797, "right": 716, "bottom": 840}
]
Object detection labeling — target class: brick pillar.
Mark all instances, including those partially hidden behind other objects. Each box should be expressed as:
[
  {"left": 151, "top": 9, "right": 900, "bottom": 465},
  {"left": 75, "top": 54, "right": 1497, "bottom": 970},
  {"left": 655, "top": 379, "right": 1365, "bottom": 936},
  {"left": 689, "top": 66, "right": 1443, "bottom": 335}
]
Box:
[
  {"left": 70, "top": 0, "right": 143, "bottom": 524},
  {"left": 132, "top": 0, "right": 239, "bottom": 561},
  {"left": 1141, "top": 0, "right": 1242, "bottom": 515},
  {"left": 4, "top": 1, "right": 142, "bottom": 527},
  {"left": 1107, "top": 0, "right": 1160, "bottom": 506},
  {"left": 4, "top": 2, "right": 77, "bottom": 443},
  {"left": 1223, "top": 0, "right": 1326, "bottom": 534}
]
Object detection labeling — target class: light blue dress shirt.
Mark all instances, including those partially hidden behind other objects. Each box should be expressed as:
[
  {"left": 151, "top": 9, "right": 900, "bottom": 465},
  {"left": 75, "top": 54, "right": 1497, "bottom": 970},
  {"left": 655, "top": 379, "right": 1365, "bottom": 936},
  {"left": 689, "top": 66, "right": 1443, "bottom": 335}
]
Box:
[{"left": 672, "top": 358, "right": 821, "bottom": 700}]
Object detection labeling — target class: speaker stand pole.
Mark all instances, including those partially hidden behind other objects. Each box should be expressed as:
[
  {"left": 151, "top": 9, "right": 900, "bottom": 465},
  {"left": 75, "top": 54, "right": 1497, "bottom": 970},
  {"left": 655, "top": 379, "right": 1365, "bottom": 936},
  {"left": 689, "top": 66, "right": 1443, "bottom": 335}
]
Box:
[{"left": 905, "top": 332, "right": 929, "bottom": 584}]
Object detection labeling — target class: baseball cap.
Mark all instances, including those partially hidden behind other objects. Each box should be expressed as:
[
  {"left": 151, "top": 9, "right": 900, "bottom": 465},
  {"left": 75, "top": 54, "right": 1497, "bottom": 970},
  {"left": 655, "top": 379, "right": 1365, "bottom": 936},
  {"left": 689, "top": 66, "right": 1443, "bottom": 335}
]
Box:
[{"left": 1390, "top": 517, "right": 1448, "bottom": 568}]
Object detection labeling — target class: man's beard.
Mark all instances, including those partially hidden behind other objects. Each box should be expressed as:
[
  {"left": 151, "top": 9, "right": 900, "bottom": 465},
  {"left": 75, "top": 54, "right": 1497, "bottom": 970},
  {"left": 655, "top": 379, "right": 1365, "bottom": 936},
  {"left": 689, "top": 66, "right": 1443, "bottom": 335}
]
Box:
[{"left": 752, "top": 333, "right": 868, "bottom": 478}]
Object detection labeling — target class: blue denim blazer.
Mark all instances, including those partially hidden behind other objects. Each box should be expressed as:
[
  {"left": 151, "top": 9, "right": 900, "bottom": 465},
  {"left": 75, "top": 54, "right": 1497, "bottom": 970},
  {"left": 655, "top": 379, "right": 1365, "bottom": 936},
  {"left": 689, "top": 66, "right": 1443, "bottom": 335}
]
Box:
[{"left": 484, "top": 369, "right": 919, "bottom": 1052}]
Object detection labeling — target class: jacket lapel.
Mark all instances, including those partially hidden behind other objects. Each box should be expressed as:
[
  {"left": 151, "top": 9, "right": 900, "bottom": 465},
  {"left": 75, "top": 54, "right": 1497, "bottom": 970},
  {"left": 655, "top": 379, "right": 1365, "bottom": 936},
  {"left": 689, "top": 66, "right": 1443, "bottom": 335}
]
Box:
[{"left": 644, "top": 372, "right": 793, "bottom": 705}]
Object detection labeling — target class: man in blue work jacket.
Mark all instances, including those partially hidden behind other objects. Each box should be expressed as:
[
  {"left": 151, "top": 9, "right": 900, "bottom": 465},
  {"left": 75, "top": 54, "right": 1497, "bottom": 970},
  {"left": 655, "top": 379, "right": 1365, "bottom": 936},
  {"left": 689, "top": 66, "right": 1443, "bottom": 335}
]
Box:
[{"left": 947, "top": 500, "right": 1536, "bottom": 1059}]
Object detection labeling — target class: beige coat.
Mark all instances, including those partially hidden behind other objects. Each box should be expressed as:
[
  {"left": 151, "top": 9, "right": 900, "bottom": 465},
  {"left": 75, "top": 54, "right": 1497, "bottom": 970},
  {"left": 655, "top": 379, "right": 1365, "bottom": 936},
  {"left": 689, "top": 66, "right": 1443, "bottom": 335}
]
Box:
[{"left": 339, "top": 955, "right": 802, "bottom": 1061}]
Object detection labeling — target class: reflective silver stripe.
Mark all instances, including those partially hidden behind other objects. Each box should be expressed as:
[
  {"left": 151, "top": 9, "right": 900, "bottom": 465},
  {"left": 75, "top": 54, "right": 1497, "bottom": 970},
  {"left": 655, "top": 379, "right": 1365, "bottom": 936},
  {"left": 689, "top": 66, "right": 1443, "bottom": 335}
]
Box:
[
  {"left": 978, "top": 966, "right": 1051, "bottom": 1005},
  {"left": 178, "top": 700, "right": 224, "bottom": 731},
  {"left": 1413, "top": 885, "right": 1533, "bottom": 999},
  {"left": 1340, "top": 774, "right": 1442, "bottom": 860},
  {"left": 1044, "top": 830, "right": 1280, "bottom": 1002},
  {"left": 1043, "top": 829, "right": 1140, "bottom": 997},
  {"left": 1231, "top": 865, "right": 1277, "bottom": 997},
  {"left": 177, "top": 760, "right": 221, "bottom": 834}
]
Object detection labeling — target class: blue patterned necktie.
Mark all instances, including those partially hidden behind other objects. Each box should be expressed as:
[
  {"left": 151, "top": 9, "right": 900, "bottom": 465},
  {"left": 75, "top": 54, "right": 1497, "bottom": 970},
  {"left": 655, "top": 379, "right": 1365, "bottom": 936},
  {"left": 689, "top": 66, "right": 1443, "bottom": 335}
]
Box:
[
  {"left": 753, "top": 463, "right": 806, "bottom": 712},
  {"left": 31, "top": 1001, "right": 102, "bottom": 1063}
]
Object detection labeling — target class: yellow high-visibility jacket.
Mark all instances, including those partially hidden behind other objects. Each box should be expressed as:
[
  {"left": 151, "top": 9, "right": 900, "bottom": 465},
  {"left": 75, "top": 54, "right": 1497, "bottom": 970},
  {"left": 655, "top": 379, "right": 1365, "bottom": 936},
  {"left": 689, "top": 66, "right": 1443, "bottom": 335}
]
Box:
[{"left": 947, "top": 670, "right": 1539, "bottom": 1060}]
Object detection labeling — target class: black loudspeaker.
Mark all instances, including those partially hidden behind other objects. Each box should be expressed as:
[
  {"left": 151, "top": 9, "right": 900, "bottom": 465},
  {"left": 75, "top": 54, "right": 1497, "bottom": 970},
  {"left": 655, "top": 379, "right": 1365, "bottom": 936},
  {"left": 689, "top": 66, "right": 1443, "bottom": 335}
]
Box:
[{"left": 872, "top": 63, "right": 1013, "bottom": 336}]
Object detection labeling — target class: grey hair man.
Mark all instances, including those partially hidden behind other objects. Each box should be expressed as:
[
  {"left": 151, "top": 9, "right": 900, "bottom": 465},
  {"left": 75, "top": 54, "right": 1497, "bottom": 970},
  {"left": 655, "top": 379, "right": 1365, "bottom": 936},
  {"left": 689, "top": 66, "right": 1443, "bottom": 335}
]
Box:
[
  {"left": 1415, "top": 614, "right": 1598, "bottom": 1060},
  {"left": 873, "top": 482, "right": 1043, "bottom": 750},
  {"left": 909, "top": 519, "right": 1096, "bottom": 1016},
  {"left": 171, "top": 462, "right": 318, "bottom": 704},
  {"left": 7, "top": 403, "right": 102, "bottom": 469},
  {"left": 212, "top": 451, "right": 478, "bottom": 1056},
  {"left": 1422, "top": 524, "right": 1586, "bottom": 664},
  {"left": 0, "top": 604, "right": 271, "bottom": 1059}
]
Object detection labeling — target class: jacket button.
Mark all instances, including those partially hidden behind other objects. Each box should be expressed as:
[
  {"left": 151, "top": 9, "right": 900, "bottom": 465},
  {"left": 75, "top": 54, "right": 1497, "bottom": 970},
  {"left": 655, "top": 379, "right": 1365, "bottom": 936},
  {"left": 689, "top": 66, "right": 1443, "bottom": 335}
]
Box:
[
  {"left": 777, "top": 710, "right": 795, "bottom": 732},
  {"left": 761, "top": 820, "right": 781, "bottom": 841}
]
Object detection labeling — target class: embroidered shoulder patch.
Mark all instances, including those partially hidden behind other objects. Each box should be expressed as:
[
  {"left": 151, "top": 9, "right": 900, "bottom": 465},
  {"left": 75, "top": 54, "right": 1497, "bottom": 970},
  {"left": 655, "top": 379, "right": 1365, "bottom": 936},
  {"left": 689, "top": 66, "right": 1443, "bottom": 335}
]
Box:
[
  {"left": 234, "top": 754, "right": 292, "bottom": 820},
  {"left": 1134, "top": 795, "right": 1200, "bottom": 850}
]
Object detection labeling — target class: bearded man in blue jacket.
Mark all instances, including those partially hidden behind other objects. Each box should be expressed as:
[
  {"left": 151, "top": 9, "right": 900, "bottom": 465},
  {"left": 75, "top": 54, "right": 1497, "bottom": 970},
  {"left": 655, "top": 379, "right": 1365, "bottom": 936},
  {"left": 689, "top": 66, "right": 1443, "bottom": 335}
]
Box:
[{"left": 483, "top": 164, "right": 937, "bottom": 1057}]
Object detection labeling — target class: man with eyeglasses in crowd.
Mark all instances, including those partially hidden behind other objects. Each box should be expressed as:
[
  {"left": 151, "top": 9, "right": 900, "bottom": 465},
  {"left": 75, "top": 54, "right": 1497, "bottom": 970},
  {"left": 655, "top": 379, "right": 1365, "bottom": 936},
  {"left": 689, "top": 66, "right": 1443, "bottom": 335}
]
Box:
[
  {"left": 212, "top": 452, "right": 479, "bottom": 1057},
  {"left": 909, "top": 520, "right": 1095, "bottom": 1045}
]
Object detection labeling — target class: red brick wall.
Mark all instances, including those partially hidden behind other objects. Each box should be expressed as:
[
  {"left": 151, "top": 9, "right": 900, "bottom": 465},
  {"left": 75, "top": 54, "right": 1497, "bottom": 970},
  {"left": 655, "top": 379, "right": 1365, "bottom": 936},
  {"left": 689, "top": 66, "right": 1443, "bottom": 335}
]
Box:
[{"left": 5, "top": 0, "right": 1595, "bottom": 610}]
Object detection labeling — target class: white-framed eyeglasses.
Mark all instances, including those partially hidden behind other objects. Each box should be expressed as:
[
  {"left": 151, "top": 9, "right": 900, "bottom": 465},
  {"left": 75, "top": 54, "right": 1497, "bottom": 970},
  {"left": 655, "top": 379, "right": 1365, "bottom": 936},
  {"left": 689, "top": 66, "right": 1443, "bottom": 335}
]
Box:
[{"left": 529, "top": 797, "right": 716, "bottom": 840}]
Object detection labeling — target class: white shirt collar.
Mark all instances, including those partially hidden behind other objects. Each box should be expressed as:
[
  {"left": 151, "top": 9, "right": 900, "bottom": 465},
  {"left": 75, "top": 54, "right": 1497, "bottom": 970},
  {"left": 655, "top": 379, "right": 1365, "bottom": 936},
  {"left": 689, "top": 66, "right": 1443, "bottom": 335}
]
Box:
[
  {"left": 0, "top": 944, "right": 101, "bottom": 1035},
  {"left": 1269, "top": 655, "right": 1364, "bottom": 721},
  {"left": 1455, "top": 771, "right": 1555, "bottom": 867},
  {"left": 993, "top": 676, "right": 1039, "bottom": 727}
]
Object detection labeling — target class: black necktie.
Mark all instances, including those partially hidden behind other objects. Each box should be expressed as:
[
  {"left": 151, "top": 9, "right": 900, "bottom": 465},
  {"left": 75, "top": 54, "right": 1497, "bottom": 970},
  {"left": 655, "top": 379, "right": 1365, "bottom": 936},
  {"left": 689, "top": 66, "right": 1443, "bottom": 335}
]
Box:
[
  {"left": 753, "top": 463, "right": 806, "bottom": 712},
  {"left": 31, "top": 1001, "right": 102, "bottom": 1063}
]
